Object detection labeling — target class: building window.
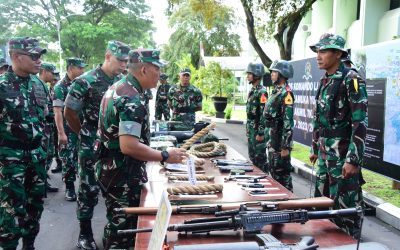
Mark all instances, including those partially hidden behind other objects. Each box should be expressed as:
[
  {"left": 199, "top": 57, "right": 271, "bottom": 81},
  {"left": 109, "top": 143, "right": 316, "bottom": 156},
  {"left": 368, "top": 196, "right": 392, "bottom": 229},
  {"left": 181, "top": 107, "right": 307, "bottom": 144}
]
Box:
[{"left": 390, "top": 0, "right": 400, "bottom": 10}]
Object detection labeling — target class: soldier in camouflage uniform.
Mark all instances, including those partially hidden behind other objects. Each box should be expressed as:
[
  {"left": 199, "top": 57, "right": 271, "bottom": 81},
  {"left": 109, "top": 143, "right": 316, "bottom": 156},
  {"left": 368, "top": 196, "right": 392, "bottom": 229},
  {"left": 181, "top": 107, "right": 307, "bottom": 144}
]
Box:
[
  {"left": 258, "top": 60, "right": 295, "bottom": 191},
  {"left": 168, "top": 68, "right": 203, "bottom": 130},
  {"left": 96, "top": 49, "right": 186, "bottom": 249},
  {"left": 309, "top": 33, "right": 367, "bottom": 238},
  {"left": 155, "top": 73, "right": 171, "bottom": 120},
  {"left": 144, "top": 88, "right": 153, "bottom": 105},
  {"left": 64, "top": 41, "right": 130, "bottom": 250},
  {"left": 53, "top": 58, "right": 87, "bottom": 201},
  {"left": 39, "top": 62, "right": 60, "bottom": 193},
  {"left": 0, "top": 58, "right": 9, "bottom": 74},
  {"left": 246, "top": 63, "right": 268, "bottom": 170},
  {"left": 0, "top": 37, "right": 50, "bottom": 250}
]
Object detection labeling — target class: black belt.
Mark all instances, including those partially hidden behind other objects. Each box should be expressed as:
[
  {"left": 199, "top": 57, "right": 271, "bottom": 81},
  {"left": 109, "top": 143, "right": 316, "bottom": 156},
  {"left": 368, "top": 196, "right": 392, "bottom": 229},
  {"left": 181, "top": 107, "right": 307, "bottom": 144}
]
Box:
[
  {"left": 0, "top": 138, "right": 41, "bottom": 150},
  {"left": 319, "top": 127, "right": 351, "bottom": 138}
]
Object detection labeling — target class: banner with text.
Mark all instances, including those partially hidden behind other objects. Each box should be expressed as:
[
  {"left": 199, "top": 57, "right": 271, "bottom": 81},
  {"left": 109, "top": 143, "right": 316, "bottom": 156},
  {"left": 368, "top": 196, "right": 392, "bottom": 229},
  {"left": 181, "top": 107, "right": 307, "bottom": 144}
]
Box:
[{"left": 289, "top": 58, "right": 324, "bottom": 146}]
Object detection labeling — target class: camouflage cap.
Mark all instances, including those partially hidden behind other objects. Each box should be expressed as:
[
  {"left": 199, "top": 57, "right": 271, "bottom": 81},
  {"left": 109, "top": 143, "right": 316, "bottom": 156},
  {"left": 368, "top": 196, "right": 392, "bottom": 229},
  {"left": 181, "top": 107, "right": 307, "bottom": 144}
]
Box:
[
  {"left": 107, "top": 40, "right": 131, "bottom": 60},
  {"left": 41, "top": 62, "right": 59, "bottom": 74},
  {"left": 309, "top": 33, "right": 348, "bottom": 55},
  {"left": 0, "top": 58, "right": 9, "bottom": 68},
  {"left": 160, "top": 73, "right": 168, "bottom": 80},
  {"left": 53, "top": 72, "right": 60, "bottom": 81},
  {"left": 66, "top": 57, "right": 88, "bottom": 68},
  {"left": 128, "top": 49, "right": 165, "bottom": 68},
  {"left": 8, "top": 37, "right": 47, "bottom": 55},
  {"left": 180, "top": 68, "right": 191, "bottom": 75}
]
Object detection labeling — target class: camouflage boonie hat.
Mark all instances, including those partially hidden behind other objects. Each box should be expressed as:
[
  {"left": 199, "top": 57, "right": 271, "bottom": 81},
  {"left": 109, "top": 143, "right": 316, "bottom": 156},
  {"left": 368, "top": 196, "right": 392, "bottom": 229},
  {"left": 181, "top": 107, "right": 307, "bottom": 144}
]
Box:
[
  {"left": 180, "top": 68, "right": 191, "bottom": 75},
  {"left": 160, "top": 73, "right": 168, "bottom": 80},
  {"left": 246, "top": 63, "right": 265, "bottom": 77},
  {"left": 0, "top": 58, "right": 8, "bottom": 68},
  {"left": 66, "top": 57, "right": 88, "bottom": 68},
  {"left": 309, "top": 33, "right": 348, "bottom": 55},
  {"left": 128, "top": 49, "right": 165, "bottom": 68},
  {"left": 8, "top": 37, "right": 47, "bottom": 55},
  {"left": 41, "top": 63, "right": 59, "bottom": 74},
  {"left": 107, "top": 40, "right": 131, "bottom": 60}
]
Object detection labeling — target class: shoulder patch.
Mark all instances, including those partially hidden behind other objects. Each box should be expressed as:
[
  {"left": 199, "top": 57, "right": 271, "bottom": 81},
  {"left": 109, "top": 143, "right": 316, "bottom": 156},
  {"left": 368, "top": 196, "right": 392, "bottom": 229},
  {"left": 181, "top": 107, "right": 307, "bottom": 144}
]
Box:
[
  {"left": 260, "top": 93, "right": 267, "bottom": 104},
  {"left": 353, "top": 79, "right": 359, "bottom": 93},
  {"left": 284, "top": 92, "right": 293, "bottom": 105}
]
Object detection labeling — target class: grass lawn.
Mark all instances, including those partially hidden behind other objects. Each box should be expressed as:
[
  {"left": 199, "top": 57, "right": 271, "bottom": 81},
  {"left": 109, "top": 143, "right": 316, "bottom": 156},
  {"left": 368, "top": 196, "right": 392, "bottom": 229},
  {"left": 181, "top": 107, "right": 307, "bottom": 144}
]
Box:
[
  {"left": 231, "top": 109, "right": 247, "bottom": 120},
  {"left": 292, "top": 142, "right": 400, "bottom": 207}
]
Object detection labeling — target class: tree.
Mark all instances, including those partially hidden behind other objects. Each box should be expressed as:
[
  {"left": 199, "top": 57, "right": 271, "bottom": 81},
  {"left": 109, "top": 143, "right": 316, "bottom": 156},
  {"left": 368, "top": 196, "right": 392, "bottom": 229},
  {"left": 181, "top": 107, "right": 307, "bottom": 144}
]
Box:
[
  {"left": 164, "top": 0, "right": 241, "bottom": 83},
  {"left": 241, "top": 0, "right": 316, "bottom": 66},
  {"left": 194, "top": 61, "right": 237, "bottom": 100},
  {"left": 0, "top": 0, "right": 155, "bottom": 65}
]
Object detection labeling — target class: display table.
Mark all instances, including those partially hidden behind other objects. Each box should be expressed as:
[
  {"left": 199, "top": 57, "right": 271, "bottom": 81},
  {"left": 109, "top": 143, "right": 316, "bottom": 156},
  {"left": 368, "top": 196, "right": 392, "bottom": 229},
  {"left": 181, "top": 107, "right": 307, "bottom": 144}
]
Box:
[{"left": 135, "top": 146, "right": 356, "bottom": 249}]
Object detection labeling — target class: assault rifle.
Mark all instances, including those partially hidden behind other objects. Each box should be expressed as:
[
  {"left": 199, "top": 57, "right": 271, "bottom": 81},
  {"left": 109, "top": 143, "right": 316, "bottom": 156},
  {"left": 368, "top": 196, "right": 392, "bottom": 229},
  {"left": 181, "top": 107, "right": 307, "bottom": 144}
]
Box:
[
  {"left": 114, "top": 197, "right": 334, "bottom": 215},
  {"left": 174, "top": 233, "right": 317, "bottom": 250},
  {"left": 117, "top": 207, "right": 362, "bottom": 236},
  {"left": 173, "top": 233, "right": 389, "bottom": 250}
]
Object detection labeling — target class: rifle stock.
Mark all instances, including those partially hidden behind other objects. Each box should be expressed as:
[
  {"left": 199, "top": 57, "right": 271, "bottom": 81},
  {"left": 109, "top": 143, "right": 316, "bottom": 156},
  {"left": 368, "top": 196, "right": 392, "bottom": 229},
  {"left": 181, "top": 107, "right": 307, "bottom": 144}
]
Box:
[{"left": 114, "top": 197, "right": 334, "bottom": 215}]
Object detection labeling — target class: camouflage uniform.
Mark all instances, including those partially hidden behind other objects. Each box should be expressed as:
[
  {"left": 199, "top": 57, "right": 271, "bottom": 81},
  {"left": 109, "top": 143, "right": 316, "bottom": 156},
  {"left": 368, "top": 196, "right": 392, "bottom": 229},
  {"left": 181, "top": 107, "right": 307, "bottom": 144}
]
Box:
[
  {"left": 96, "top": 49, "right": 164, "bottom": 249},
  {"left": 53, "top": 58, "right": 87, "bottom": 187},
  {"left": 65, "top": 67, "right": 121, "bottom": 222},
  {"left": 260, "top": 60, "right": 295, "bottom": 191},
  {"left": 0, "top": 58, "right": 9, "bottom": 74},
  {"left": 155, "top": 74, "right": 171, "bottom": 120},
  {"left": 310, "top": 33, "right": 368, "bottom": 237},
  {"left": 0, "top": 37, "right": 49, "bottom": 250},
  {"left": 41, "top": 63, "right": 59, "bottom": 174},
  {"left": 144, "top": 88, "right": 153, "bottom": 105},
  {"left": 168, "top": 69, "right": 202, "bottom": 130},
  {"left": 246, "top": 63, "right": 268, "bottom": 170}
]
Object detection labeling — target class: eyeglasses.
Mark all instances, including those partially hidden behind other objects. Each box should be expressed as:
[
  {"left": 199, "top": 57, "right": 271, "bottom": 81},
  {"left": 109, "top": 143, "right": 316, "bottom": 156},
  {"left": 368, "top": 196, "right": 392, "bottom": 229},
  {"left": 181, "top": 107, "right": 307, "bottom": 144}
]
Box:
[
  {"left": 18, "top": 52, "right": 42, "bottom": 61},
  {"left": 182, "top": 73, "right": 190, "bottom": 77}
]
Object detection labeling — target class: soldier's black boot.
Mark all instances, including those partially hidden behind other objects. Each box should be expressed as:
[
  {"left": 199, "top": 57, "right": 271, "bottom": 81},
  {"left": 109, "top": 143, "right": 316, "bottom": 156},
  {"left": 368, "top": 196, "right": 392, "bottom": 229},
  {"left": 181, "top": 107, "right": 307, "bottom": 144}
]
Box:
[
  {"left": 51, "top": 158, "right": 62, "bottom": 173},
  {"left": 65, "top": 182, "right": 77, "bottom": 201},
  {"left": 46, "top": 175, "right": 59, "bottom": 192},
  {"left": 77, "top": 220, "right": 98, "bottom": 250},
  {"left": 22, "top": 237, "right": 35, "bottom": 250}
]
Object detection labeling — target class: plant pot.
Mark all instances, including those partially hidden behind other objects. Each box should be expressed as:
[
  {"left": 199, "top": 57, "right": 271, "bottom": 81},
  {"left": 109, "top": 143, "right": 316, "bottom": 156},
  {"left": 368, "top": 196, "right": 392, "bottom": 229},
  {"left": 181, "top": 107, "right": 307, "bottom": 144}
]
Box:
[{"left": 213, "top": 96, "right": 228, "bottom": 118}]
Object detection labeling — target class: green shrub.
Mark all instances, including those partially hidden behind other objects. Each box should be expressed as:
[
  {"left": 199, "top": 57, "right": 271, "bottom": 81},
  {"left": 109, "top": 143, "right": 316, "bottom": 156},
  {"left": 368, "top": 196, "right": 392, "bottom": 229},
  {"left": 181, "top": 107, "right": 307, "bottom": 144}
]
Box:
[{"left": 225, "top": 103, "right": 232, "bottom": 119}]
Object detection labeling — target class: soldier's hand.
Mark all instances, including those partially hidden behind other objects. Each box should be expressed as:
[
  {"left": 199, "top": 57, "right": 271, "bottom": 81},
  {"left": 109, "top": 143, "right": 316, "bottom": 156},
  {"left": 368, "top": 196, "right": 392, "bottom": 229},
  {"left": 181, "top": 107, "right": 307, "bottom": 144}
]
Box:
[
  {"left": 58, "top": 133, "right": 68, "bottom": 145},
  {"left": 255, "top": 135, "right": 264, "bottom": 142},
  {"left": 166, "top": 148, "right": 188, "bottom": 164},
  {"left": 342, "top": 162, "right": 359, "bottom": 179},
  {"left": 281, "top": 149, "right": 289, "bottom": 158},
  {"left": 309, "top": 154, "right": 318, "bottom": 165}
]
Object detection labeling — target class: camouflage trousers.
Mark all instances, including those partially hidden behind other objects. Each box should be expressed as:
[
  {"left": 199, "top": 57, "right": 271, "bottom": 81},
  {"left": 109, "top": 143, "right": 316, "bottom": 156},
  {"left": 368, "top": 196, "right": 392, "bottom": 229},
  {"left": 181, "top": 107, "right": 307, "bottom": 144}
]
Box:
[
  {"left": 314, "top": 155, "right": 364, "bottom": 238},
  {"left": 172, "top": 112, "right": 196, "bottom": 130},
  {"left": 60, "top": 131, "right": 79, "bottom": 184},
  {"left": 266, "top": 147, "right": 293, "bottom": 192},
  {"left": 45, "top": 125, "right": 55, "bottom": 171},
  {"left": 77, "top": 146, "right": 100, "bottom": 221},
  {"left": 102, "top": 185, "right": 141, "bottom": 250},
  {"left": 155, "top": 102, "right": 170, "bottom": 121},
  {"left": 0, "top": 159, "right": 46, "bottom": 249},
  {"left": 246, "top": 123, "right": 267, "bottom": 171}
]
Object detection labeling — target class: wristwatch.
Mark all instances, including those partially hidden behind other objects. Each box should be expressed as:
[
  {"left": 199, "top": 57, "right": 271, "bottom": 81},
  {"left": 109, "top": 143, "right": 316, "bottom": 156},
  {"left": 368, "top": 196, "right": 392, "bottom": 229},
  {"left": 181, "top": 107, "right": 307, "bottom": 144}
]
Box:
[{"left": 160, "top": 150, "right": 169, "bottom": 165}]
